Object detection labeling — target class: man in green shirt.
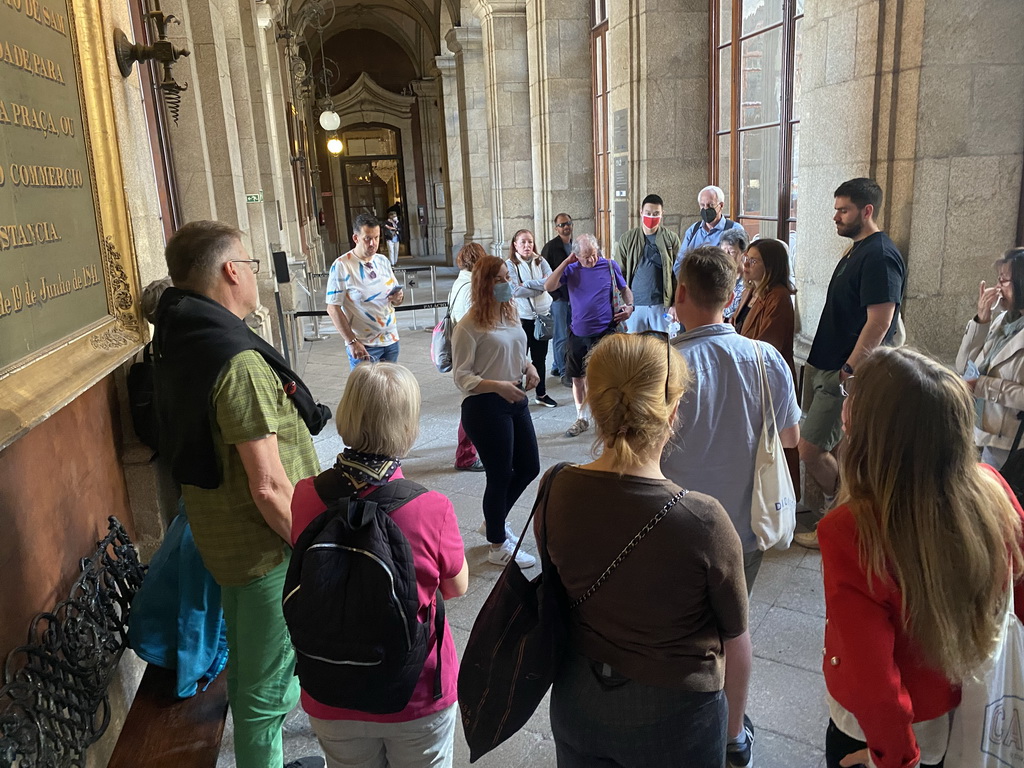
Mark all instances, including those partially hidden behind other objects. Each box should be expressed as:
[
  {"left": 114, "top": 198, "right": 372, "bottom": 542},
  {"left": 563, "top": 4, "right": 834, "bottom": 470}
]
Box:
[{"left": 154, "top": 221, "right": 323, "bottom": 768}]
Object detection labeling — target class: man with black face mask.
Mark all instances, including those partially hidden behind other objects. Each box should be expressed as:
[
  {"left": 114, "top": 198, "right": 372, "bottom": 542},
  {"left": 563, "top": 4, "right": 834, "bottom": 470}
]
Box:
[{"left": 674, "top": 185, "right": 737, "bottom": 275}]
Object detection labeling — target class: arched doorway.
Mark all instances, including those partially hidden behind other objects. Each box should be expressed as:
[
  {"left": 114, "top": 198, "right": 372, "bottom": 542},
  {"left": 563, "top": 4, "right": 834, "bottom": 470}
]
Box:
[{"left": 337, "top": 125, "right": 407, "bottom": 256}]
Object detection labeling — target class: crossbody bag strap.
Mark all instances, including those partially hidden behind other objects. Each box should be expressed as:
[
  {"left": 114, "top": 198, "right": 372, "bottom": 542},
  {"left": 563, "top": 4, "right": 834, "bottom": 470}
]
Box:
[
  {"left": 1011, "top": 412, "right": 1024, "bottom": 455},
  {"left": 570, "top": 489, "right": 689, "bottom": 610},
  {"left": 513, "top": 260, "right": 541, "bottom": 317}
]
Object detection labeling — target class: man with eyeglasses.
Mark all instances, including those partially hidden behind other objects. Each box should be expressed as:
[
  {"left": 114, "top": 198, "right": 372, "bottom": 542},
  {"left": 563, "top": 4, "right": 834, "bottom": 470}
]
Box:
[
  {"left": 326, "top": 213, "right": 405, "bottom": 369},
  {"left": 613, "top": 193, "right": 681, "bottom": 334},
  {"left": 152, "top": 220, "right": 329, "bottom": 768},
  {"left": 794, "top": 177, "right": 906, "bottom": 549},
  {"left": 541, "top": 213, "right": 574, "bottom": 384},
  {"left": 674, "top": 185, "right": 737, "bottom": 276}
]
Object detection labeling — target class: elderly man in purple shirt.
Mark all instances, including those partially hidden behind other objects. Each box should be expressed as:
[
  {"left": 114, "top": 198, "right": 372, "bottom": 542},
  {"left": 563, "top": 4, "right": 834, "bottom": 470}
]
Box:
[{"left": 544, "top": 233, "right": 634, "bottom": 438}]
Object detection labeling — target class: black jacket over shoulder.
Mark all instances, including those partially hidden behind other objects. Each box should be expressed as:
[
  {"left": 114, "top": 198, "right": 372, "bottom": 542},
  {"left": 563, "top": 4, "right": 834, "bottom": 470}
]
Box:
[{"left": 153, "top": 287, "right": 330, "bottom": 490}]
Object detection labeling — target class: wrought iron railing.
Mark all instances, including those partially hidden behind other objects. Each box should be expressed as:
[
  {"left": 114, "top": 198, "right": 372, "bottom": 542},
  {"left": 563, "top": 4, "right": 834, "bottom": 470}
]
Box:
[{"left": 0, "top": 517, "right": 145, "bottom": 768}]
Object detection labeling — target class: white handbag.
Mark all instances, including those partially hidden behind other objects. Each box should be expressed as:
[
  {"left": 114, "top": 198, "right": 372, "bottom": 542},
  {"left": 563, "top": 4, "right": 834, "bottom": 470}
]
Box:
[
  {"left": 946, "top": 582, "right": 1024, "bottom": 767},
  {"left": 749, "top": 341, "right": 797, "bottom": 551}
]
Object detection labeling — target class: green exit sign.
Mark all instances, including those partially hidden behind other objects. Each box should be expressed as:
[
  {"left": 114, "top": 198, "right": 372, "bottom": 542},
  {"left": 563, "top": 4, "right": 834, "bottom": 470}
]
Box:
[{"left": 246, "top": 191, "right": 264, "bottom": 203}]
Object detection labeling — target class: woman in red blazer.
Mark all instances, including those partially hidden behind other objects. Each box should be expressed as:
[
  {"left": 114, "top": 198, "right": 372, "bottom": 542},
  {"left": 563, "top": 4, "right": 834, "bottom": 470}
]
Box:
[
  {"left": 732, "top": 237, "right": 796, "bottom": 375},
  {"left": 819, "top": 346, "right": 1024, "bottom": 768}
]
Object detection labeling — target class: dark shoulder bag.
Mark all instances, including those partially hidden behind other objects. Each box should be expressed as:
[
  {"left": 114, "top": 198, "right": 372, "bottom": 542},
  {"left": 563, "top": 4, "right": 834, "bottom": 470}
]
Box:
[
  {"left": 999, "top": 413, "right": 1024, "bottom": 507},
  {"left": 457, "top": 463, "right": 570, "bottom": 762}
]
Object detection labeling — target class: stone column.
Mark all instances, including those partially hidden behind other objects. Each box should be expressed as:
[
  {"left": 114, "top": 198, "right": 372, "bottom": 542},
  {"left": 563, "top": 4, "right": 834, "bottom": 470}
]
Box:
[
  {"left": 796, "top": 0, "right": 1024, "bottom": 362},
  {"left": 606, "top": 0, "right": 709, "bottom": 242},
  {"left": 526, "top": 0, "right": 595, "bottom": 234},
  {"left": 472, "top": 0, "right": 534, "bottom": 254},
  {"left": 436, "top": 53, "right": 468, "bottom": 259},
  {"left": 445, "top": 25, "right": 494, "bottom": 251},
  {"left": 411, "top": 78, "right": 449, "bottom": 259},
  {"left": 177, "top": 0, "right": 252, "bottom": 251}
]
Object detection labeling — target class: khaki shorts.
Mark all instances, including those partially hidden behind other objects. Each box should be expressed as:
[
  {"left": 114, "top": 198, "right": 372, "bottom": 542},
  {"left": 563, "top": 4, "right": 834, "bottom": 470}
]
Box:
[{"left": 801, "top": 368, "right": 845, "bottom": 452}]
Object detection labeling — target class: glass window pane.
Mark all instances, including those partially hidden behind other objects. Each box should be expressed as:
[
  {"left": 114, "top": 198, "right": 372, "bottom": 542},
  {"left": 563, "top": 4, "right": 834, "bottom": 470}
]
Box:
[
  {"left": 790, "top": 122, "right": 799, "bottom": 220},
  {"left": 720, "top": 0, "right": 732, "bottom": 45},
  {"left": 792, "top": 18, "right": 803, "bottom": 120},
  {"left": 742, "top": 0, "right": 783, "bottom": 36},
  {"left": 795, "top": 0, "right": 804, "bottom": 16},
  {"left": 719, "top": 46, "right": 732, "bottom": 131},
  {"left": 718, "top": 134, "right": 732, "bottom": 212},
  {"left": 739, "top": 218, "right": 776, "bottom": 242},
  {"left": 595, "top": 35, "right": 604, "bottom": 94},
  {"left": 740, "top": 27, "right": 782, "bottom": 127},
  {"left": 740, "top": 125, "right": 780, "bottom": 218}
]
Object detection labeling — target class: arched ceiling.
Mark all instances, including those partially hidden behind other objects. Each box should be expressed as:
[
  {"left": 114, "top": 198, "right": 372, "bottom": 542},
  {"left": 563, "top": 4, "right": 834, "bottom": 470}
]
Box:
[{"left": 313, "top": 29, "right": 418, "bottom": 95}]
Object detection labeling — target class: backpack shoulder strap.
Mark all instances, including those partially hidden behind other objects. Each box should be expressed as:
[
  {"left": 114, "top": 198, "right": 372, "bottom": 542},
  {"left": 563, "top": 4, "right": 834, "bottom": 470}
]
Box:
[
  {"left": 723, "top": 218, "right": 735, "bottom": 231},
  {"left": 687, "top": 221, "right": 701, "bottom": 241},
  {"left": 366, "top": 478, "right": 429, "bottom": 516}
]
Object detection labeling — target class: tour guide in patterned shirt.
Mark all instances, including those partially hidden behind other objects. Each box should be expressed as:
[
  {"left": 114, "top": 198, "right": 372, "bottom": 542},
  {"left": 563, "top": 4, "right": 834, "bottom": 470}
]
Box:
[
  {"left": 153, "top": 220, "right": 329, "bottom": 768},
  {"left": 326, "top": 213, "right": 405, "bottom": 369}
]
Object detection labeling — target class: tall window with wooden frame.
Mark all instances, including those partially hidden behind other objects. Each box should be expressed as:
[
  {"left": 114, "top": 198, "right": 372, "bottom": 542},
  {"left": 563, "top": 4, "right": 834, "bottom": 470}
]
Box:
[
  {"left": 712, "top": 0, "right": 803, "bottom": 257},
  {"left": 591, "top": 0, "right": 610, "bottom": 248}
]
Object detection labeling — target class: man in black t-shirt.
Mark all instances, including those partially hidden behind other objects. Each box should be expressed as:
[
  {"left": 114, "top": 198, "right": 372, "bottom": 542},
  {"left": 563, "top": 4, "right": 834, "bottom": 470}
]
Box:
[
  {"left": 542, "top": 213, "right": 574, "bottom": 381},
  {"left": 795, "top": 178, "right": 906, "bottom": 549}
]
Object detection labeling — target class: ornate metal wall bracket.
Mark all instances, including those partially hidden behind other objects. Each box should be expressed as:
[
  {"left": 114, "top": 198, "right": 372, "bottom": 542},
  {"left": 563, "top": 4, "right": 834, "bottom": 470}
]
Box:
[
  {"left": 0, "top": 517, "right": 146, "bottom": 768},
  {"left": 113, "top": 0, "right": 191, "bottom": 123}
]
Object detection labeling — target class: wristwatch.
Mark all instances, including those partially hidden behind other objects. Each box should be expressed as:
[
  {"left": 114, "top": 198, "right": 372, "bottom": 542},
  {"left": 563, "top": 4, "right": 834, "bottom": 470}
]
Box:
[{"left": 841, "top": 363, "right": 854, "bottom": 375}]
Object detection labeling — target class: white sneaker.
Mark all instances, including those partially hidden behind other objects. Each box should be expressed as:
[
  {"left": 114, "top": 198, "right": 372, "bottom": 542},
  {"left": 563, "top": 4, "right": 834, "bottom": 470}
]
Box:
[
  {"left": 477, "top": 521, "right": 517, "bottom": 541},
  {"left": 487, "top": 539, "right": 537, "bottom": 568}
]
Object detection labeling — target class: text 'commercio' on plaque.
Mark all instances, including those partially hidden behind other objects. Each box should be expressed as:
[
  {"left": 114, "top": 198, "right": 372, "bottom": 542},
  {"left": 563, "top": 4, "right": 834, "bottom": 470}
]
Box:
[{"left": 0, "top": 0, "right": 110, "bottom": 370}]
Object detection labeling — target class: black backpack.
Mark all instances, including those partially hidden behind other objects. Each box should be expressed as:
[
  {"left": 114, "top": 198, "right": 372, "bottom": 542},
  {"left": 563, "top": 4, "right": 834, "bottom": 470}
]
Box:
[
  {"left": 282, "top": 476, "right": 446, "bottom": 714},
  {"left": 127, "top": 343, "right": 160, "bottom": 453}
]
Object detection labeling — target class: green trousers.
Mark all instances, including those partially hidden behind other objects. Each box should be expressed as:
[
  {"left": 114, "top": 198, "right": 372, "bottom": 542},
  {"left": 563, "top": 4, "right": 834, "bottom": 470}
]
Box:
[{"left": 221, "top": 559, "right": 300, "bottom": 768}]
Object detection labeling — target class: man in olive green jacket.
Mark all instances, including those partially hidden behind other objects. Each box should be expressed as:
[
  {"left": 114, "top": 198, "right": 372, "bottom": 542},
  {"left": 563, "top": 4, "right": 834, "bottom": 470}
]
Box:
[{"left": 613, "top": 193, "right": 682, "bottom": 333}]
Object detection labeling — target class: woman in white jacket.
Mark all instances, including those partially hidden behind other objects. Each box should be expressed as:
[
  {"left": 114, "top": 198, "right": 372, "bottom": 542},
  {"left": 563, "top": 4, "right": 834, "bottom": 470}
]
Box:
[
  {"left": 506, "top": 229, "right": 557, "bottom": 408},
  {"left": 957, "top": 247, "right": 1024, "bottom": 467}
]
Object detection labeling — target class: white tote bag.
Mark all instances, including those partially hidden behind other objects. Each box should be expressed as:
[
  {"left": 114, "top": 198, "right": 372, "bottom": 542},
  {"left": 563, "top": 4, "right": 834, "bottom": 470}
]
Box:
[
  {"left": 946, "top": 585, "right": 1024, "bottom": 768},
  {"left": 749, "top": 341, "right": 797, "bottom": 551}
]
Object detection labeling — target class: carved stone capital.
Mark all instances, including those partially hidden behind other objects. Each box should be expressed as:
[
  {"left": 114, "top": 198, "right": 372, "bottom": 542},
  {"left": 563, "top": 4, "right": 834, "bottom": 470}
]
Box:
[{"left": 445, "top": 25, "right": 483, "bottom": 55}]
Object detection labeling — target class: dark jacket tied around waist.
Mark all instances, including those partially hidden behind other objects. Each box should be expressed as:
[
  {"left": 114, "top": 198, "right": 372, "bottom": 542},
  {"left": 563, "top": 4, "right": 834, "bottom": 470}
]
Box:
[{"left": 153, "top": 287, "right": 331, "bottom": 490}]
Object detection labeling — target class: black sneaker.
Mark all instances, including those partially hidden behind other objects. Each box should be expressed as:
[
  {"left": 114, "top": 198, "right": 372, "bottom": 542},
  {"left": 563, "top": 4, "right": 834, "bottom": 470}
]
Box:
[
  {"left": 285, "top": 758, "right": 325, "bottom": 768},
  {"left": 534, "top": 394, "right": 558, "bottom": 407},
  {"left": 455, "top": 459, "right": 485, "bottom": 472},
  {"left": 726, "top": 714, "right": 754, "bottom": 768}
]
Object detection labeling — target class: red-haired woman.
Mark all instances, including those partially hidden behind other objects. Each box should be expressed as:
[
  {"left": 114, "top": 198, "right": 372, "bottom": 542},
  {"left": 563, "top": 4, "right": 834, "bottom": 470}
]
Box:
[{"left": 452, "top": 255, "right": 541, "bottom": 568}]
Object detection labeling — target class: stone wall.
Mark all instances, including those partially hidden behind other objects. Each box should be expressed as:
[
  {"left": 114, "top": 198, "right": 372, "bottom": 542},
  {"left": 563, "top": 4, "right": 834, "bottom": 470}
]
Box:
[{"left": 796, "top": 0, "right": 1024, "bottom": 363}]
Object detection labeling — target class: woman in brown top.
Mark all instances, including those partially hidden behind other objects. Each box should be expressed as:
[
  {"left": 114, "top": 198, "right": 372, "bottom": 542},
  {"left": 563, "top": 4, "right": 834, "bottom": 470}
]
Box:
[
  {"left": 539, "top": 333, "right": 751, "bottom": 768},
  {"left": 733, "top": 237, "right": 797, "bottom": 375}
]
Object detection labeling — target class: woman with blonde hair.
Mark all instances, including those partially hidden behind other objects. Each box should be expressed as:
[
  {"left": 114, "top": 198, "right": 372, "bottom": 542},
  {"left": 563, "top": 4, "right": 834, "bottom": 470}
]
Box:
[
  {"left": 507, "top": 228, "right": 558, "bottom": 407},
  {"left": 818, "top": 346, "right": 1024, "bottom": 768},
  {"left": 290, "top": 362, "right": 469, "bottom": 768},
  {"left": 452, "top": 255, "right": 541, "bottom": 567},
  {"left": 448, "top": 242, "right": 488, "bottom": 472},
  {"left": 540, "top": 332, "right": 750, "bottom": 767}
]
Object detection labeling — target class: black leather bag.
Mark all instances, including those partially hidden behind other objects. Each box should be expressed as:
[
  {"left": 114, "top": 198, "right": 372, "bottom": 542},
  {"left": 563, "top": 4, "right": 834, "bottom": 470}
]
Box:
[
  {"left": 999, "top": 413, "right": 1024, "bottom": 506},
  {"left": 457, "top": 463, "right": 570, "bottom": 762}
]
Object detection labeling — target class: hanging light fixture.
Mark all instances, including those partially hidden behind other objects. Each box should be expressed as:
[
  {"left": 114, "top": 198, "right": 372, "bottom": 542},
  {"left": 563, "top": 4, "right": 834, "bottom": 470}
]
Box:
[
  {"left": 326, "top": 135, "right": 343, "bottom": 155},
  {"left": 319, "top": 109, "right": 341, "bottom": 131}
]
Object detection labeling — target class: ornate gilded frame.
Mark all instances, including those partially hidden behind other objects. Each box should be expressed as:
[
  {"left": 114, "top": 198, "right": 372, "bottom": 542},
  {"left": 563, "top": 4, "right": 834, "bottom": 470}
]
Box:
[{"left": 0, "top": 0, "right": 145, "bottom": 452}]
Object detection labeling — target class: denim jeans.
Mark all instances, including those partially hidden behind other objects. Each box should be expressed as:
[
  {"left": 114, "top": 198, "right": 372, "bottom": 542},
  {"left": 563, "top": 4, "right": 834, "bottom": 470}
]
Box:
[
  {"left": 551, "top": 649, "right": 727, "bottom": 768},
  {"left": 551, "top": 300, "right": 571, "bottom": 375},
  {"left": 347, "top": 341, "right": 400, "bottom": 370},
  {"left": 459, "top": 393, "right": 540, "bottom": 543}
]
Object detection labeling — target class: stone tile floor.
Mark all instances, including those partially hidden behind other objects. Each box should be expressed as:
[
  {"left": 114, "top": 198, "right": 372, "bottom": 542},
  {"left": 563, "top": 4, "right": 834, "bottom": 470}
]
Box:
[{"left": 217, "top": 266, "right": 830, "bottom": 768}]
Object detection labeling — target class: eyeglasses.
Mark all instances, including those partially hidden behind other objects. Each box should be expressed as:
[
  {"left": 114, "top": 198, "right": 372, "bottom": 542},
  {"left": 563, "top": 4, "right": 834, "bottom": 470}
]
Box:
[
  {"left": 997, "top": 276, "right": 1012, "bottom": 285},
  {"left": 556, "top": 221, "right": 573, "bottom": 228},
  {"left": 743, "top": 257, "right": 762, "bottom": 266},
  {"left": 230, "top": 259, "right": 260, "bottom": 274},
  {"left": 840, "top": 375, "right": 854, "bottom": 398}
]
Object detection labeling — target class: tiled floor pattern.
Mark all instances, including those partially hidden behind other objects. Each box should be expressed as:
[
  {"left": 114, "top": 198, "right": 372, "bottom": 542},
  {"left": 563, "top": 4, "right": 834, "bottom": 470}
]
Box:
[{"left": 217, "top": 265, "right": 830, "bottom": 768}]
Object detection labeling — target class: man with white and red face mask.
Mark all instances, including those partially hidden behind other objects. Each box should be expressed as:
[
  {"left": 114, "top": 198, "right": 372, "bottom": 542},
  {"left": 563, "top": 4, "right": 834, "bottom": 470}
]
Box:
[{"left": 612, "top": 193, "right": 681, "bottom": 333}]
